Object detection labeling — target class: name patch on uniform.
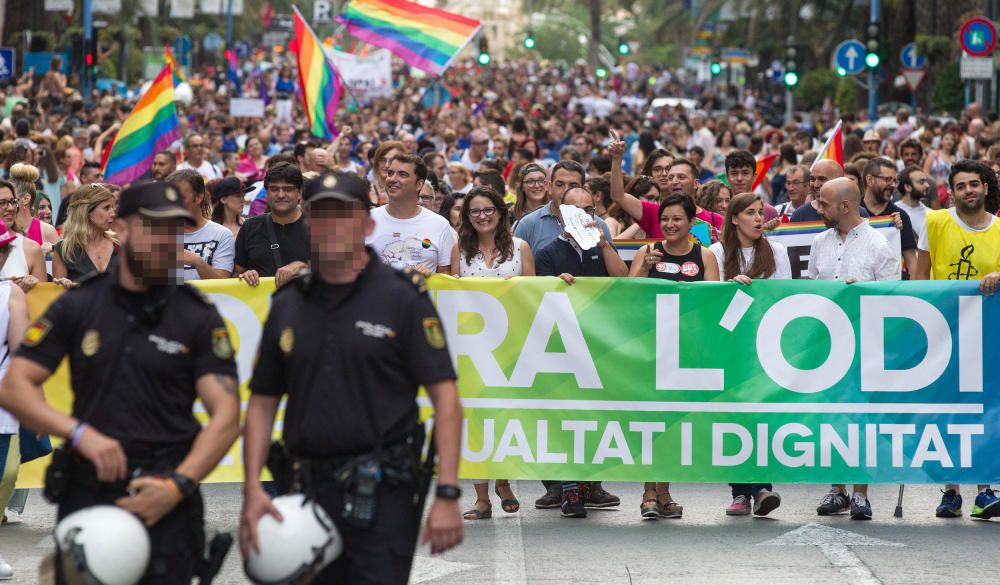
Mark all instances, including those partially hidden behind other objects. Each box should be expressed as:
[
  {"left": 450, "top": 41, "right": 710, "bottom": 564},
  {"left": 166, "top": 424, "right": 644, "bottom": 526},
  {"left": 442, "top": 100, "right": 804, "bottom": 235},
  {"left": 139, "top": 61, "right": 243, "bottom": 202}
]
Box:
[
  {"left": 81, "top": 330, "right": 100, "bottom": 357},
  {"left": 279, "top": 327, "right": 294, "bottom": 355},
  {"left": 212, "top": 328, "right": 234, "bottom": 360},
  {"left": 149, "top": 334, "right": 189, "bottom": 355},
  {"left": 422, "top": 318, "right": 445, "bottom": 350},
  {"left": 356, "top": 320, "right": 396, "bottom": 339},
  {"left": 24, "top": 318, "right": 51, "bottom": 347}
]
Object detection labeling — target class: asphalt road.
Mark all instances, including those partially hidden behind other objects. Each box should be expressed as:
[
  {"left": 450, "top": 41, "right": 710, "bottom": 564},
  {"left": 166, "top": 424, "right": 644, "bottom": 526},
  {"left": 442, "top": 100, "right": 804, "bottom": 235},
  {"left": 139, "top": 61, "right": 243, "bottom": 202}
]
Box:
[{"left": 3, "top": 482, "right": 998, "bottom": 584}]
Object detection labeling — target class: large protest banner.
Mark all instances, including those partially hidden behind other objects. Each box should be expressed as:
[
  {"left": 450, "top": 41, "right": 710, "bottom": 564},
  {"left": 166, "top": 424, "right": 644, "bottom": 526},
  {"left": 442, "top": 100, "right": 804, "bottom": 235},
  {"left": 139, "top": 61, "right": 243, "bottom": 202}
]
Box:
[{"left": 16, "top": 276, "right": 997, "bottom": 487}]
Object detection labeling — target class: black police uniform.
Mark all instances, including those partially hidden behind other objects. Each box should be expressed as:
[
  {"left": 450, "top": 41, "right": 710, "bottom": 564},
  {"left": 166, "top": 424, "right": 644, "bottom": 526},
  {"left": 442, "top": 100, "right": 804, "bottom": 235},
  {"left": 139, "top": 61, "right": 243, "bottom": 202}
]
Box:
[
  {"left": 250, "top": 250, "right": 456, "bottom": 585},
  {"left": 17, "top": 184, "right": 238, "bottom": 585}
]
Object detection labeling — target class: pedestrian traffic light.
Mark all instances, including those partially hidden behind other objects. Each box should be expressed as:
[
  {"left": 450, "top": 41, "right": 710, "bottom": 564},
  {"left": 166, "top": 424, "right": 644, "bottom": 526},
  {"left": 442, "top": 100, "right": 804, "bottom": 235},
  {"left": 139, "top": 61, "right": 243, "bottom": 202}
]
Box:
[
  {"left": 617, "top": 36, "right": 629, "bottom": 56},
  {"left": 596, "top": 67, "right": 608, "bottom": 78},
  {"left": 784, "top": 43, "right": 797, "bottom": 87},
  {"left": 865, "top": 22, "right": 880, "bottom": 68},
  {"left": 710, "top": 61, "right": 721, "bottom": 75},
  {"left": 478, "top": 37, "right": 491, "bottom": 65},
  {"left": 523, "top": 30, "right": 535, "bottom": 49}
]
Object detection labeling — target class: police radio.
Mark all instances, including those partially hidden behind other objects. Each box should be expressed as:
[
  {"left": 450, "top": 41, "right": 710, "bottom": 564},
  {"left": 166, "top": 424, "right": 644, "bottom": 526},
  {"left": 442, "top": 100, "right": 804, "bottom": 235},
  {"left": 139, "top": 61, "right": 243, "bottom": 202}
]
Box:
[{"left": 343, "top": 459, "right": 381, "bottom": 528}]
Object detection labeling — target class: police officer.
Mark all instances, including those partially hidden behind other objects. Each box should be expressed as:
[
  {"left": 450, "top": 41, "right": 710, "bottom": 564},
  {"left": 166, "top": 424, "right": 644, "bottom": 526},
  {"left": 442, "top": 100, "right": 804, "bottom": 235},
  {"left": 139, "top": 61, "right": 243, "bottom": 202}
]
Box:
[
  {"left": 240, "top": 172, "right": 464, "bottom": 584},
  {"left": 0, "top": 182, "right": 241, "bottom": 584}
]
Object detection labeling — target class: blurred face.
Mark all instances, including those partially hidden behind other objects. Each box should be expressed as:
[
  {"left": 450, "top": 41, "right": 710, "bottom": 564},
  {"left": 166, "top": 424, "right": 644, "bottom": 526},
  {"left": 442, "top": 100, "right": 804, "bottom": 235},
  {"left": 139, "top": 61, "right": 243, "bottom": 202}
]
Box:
[
  {"left": 429, "top": 156, "right": 446, "bottom": 181},
  {"left": 0, "top": 187, "right": 17, "bottom": 225},
  {"left": 89, "top": 199, "right": 116, "bottom": 231},
  {"left": 308, "top": 200, "right": 373, "bottom": 268},
  {"left": 309, "top": 148, "right": 331, "bottom": 172},
  {"left": 151, "top": 153, "right": 175, "bottom": 180},
  {"left": 449, "top": 200, "right": 463, "bottom": 229},
  {"left": 549, "top": 168, "right": 583, "bottom": 203},
  {"left": 174, "top": 180, "right": 203, "bottom": 216},
  {"left": 572, "top": 137, "right": 589, "bottom": 154},
  {"left": 266, "top": 180, "right": 302, "bottom": 215},
  {"left": 36, "top": 198, "right": 53, "bottom": 223},
  {"left": 638, "top": 184, "right": 660, "bottom": 202},
  {"left": 222, "top": 193, "right": 243, "bottom": 215},
  {"left": 466, "top": 194, "right": 499, "bottom": 234},
  {"left": 385, "top": 160, "right": 423, "bottom": 202},
  {"left": 522, "top": 171, "right": 546, "bottom": 203},
  {"left": 942, "top": 133, "right": 956, "bottom": 151},
  {"left": 186, "top": 136, "right": 206, "bottom": 161},
  {"left": 337, "top": 138, "right": 352, "bottom": 157},
  {"left": 951, "top": 171, "right": 986, "bottom": 213},
  {"left": 119, "top": 216, "right": 183, "bottom": 285},
  {"left": 901, "top": 146, "right": 922, "bottom": 167},
  {"left": 786, "top": 169, "right": 807, "bottom": 206},
  {"left": 417, "top": 182, "right": 436, "bottom": 211},
  {"left": 732, "top": 200, "right": 765, "bottom": 243},
  {"left": 666, "top": 164, "right": 697, "bottom": 197},
  {"left": 727, "top": 165, "right": 755, "bottom": 194},
  {"left": 471, "top": 136, "right": 489, "bottom": 158},
  {"left": 248, "top": 138, "right": 263, "bottom": 157},
  {"left": 659, "top": 204, "right": 693, "bottom": 244},
  {"left": 715, "top": 187, "right": 732, "bottom": 214},
  {"left": 80, "top": 167, "right": 103, "bottom": 185}
]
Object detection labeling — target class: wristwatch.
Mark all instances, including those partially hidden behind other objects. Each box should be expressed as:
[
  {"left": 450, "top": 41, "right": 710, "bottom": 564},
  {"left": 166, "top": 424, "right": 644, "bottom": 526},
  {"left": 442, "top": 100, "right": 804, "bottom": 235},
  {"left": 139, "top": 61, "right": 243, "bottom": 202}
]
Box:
[
  {"left": 435, "top": 484, "right": 461, "bottom": 500},
  {"left": 167, "top": 472, "right": 197, "bottom": 499}
]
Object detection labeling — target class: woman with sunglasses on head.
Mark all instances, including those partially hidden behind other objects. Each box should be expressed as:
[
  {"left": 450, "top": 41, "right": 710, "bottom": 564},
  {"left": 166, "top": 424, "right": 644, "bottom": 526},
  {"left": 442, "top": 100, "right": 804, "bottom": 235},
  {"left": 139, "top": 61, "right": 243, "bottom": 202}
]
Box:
[
  {"left": 450, "top": 186, "right": 534, "bottom": 521},
  {"left": 512, "top": 163, "right": 547, "bottom": 222},
  {"left": 628, "top": 194, "right": 719, "bottom": 521}
]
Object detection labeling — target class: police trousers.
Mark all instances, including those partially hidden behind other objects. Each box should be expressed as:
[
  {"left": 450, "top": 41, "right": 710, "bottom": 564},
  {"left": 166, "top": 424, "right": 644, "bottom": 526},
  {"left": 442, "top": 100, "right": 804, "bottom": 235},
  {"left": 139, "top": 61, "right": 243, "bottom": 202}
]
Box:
[
  {"left": 312, "top": 480, "right": 423, "bottom": 585},
  {"left": 56, "top": 483, "right": 204, "bottom": 585}
]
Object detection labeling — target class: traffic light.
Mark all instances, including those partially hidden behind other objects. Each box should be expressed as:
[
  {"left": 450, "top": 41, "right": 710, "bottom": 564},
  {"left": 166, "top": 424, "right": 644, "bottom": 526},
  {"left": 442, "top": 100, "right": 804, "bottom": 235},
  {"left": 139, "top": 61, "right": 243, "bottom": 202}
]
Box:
[
  {"left": 596, "top": 67, "right": 608, "bottom": 78},
  {"left": 617, "top": 36, "right": 629, "bottom": 56},
  {"left": 477, "top": 37, "right": 491, "bottom": 65},
  {"left": 710, "top": 61, "right": 721, "bottom": 75},
  {"left": 865, "top": 22, "right": 880, "bottom": 68},
  {"left": 523, "top": 30, "right": 535, "bottom": 49},
  {"left": 784, "top": 43, "right": 798, "bottom": 87}
]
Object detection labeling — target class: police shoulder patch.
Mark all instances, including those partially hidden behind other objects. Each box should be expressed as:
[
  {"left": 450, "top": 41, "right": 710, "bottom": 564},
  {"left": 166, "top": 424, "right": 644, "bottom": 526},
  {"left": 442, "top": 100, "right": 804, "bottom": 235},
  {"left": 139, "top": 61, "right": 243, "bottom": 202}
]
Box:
[
  {"left": 422, "top": 317, "right": 446, "bottom": 350},
  {"left": 211, "top": 327, "right": 234, "bottom": 360},
  {"left": 398, "top": 267, "right": 428, "bottom": 294},
  {"left": 24, "top": 318, "right": 52, "bottom": 347}
]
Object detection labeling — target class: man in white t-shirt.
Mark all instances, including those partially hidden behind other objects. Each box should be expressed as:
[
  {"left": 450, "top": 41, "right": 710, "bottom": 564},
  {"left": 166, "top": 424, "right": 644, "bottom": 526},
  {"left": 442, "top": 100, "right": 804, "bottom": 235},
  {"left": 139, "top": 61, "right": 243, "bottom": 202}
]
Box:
[
  {"left": 367, "top": 154, "right": 455, "bottom": 274},
  {"left": 178, "top": 134, "right": 223, "bottom": 182},
  {"left": 895, "top": 166, "right": 931, "bottom": 241},
  {"left": 167, "top": 170, "right": 235, "bottom": 281}
]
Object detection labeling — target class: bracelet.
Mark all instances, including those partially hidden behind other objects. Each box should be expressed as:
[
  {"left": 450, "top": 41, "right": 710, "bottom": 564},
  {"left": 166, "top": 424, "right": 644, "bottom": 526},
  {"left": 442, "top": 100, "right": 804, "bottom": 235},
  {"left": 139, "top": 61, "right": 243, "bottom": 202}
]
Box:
[
  {"left": 69, "top": 422, "right": 89, "bottom": 449},
  {"left": 162, "top": 478, "right": 184, "bottom": 503}
]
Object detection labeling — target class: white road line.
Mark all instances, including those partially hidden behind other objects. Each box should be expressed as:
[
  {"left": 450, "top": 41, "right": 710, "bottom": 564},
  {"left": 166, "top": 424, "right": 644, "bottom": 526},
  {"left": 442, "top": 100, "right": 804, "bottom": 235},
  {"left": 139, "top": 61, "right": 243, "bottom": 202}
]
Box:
[
  {"left": 492, "top": 480, "right": 528, "bottom": 585},
  {"left": 817, "top": 543, "right": 885, "bottom": 585},
  {"left": 759, "top": 523, "right": 904, "bottom": 585},
  {"left": 416, "top": 397, "right": 983, "bottom": 415}
]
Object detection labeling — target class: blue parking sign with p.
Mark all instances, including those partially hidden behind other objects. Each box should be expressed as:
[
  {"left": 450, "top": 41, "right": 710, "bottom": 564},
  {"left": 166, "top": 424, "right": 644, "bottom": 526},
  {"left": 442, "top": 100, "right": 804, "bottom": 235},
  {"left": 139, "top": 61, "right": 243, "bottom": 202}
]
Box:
[{"left": 0, "top": 48, "right": 14, "bottom": 82}]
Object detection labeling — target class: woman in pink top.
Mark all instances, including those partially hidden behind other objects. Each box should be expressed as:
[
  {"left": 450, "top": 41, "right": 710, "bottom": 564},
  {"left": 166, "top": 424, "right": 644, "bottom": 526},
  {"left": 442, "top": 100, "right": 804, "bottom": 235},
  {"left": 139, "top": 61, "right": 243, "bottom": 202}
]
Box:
[
  {"left": 8, "top": 164, "right": 58, "bottom": 253},
  {"left": 238, "top": 137, "right": 268, "bottom": 181}
]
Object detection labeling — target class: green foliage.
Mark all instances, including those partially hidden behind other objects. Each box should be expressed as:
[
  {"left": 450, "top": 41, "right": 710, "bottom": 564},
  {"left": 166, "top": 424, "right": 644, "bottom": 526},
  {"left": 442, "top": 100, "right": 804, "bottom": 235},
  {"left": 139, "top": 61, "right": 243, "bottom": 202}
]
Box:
[
  {"left": 794, "top": 69, "right": 838, "bottom": 111},
  {"left": 835, "top": 77, "right": 858, "bottom": 116},
  {"left": 932, "top": 63, "right": 963, "bottom": 114}
]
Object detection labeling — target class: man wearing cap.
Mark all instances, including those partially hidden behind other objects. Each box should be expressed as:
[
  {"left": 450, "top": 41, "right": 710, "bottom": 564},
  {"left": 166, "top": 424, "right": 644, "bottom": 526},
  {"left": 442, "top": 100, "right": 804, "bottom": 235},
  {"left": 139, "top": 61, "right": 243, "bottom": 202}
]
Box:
[
  {"left": 0, "top": 181, "right": 241, "bottom": 584},
  {"left": 167, "top": 170, "right": 235, "bottom": 280},
  {"left": 241, "top": 172, "right": 464, "bottom": 584}
]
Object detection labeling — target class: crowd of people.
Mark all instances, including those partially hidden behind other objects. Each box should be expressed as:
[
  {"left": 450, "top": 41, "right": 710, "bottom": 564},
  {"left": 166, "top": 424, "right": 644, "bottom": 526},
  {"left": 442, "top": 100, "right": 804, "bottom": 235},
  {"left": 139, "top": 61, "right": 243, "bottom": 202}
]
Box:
[{"left": 0, "top": 52, "right": 1000, "bottom": 580}]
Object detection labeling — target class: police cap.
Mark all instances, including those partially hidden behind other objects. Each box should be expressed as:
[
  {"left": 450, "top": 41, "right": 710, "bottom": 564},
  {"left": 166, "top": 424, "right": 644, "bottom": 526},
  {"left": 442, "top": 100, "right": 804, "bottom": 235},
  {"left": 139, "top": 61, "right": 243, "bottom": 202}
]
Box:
[
  {"left": 302, "top": 172, "right": 371, "bottom": 209},
  {"left": 117, "top": 181, "right": 196, "bottom": 225}
]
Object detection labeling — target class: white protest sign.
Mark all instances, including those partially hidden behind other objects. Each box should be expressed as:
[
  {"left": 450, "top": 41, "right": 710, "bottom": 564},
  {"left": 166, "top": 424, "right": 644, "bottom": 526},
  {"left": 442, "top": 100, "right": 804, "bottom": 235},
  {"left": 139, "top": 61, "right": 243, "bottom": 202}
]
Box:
[
  {"left": 560, "top": 205, "right": 602, "bottom": 250},
  {"left": 326, "top": 48, "right": 393, "bottom": 101},
  {"left": 230, "top": 98, "right": 265, "bottom": 118}
]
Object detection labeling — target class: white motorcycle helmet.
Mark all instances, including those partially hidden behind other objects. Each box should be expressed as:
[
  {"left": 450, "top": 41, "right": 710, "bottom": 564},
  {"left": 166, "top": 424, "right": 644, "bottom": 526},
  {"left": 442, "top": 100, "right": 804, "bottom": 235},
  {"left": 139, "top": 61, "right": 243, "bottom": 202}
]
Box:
[
  {"left": 54, "top": 506, "right": 151, "bottom": 585},
  {"left": 245, "top": 494, "right": 342, "bottom": 585}
]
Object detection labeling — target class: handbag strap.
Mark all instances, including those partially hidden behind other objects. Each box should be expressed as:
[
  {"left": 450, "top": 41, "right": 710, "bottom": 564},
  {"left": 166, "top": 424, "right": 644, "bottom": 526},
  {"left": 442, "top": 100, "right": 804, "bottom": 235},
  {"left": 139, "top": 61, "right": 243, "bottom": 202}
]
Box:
[{"left": 263, "top": 213, "right": 284, "bottom": 272}]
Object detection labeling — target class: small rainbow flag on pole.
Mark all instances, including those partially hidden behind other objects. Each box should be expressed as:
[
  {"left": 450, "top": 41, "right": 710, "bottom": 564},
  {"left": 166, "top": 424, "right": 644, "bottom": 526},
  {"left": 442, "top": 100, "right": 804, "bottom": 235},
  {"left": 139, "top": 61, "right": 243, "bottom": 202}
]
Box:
[
  {"left": 291, "top": 6, "right": 340, "bottom": 140},
  {"left": 164, "top": 47, "right": 185, "bottom": 86},
  {"left": 102, "top": 65, "right": 180, "bottom": 186},
  {"left": 337, "top": 0, "right": 482, "bottom": 76},
  {"left": 811, "top": 119, "right": 844, "bottom": 171}
]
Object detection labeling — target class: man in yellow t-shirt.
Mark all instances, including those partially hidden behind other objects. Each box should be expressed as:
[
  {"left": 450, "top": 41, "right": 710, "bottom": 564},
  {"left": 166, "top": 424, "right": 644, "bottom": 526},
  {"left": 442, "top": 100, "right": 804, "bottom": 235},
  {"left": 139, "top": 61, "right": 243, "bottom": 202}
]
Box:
[{"left": 915, "top": 159, "right": 1000, "bottom": 521}]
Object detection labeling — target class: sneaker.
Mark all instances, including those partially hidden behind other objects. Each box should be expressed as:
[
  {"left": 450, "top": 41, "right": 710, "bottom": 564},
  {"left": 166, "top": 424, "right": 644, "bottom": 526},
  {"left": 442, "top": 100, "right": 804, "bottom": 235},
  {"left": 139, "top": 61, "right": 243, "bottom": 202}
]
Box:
[
  {"left": 726, "top": 495, "right": 752, "bottom": 516},
  {"left": 970, "top": 488, "right": 1000, "bottom": 520},
  {"left": 0, "top": 554, "right": 12, "bottom": 581},
  {"left": 583, "top": 482, "right": 621, "bottom": 508},
  {"left": 935, "top": 489, "right": 963, "bottom": 518},
  {"left": 535, "top": 482, "right": 562, "bottom": 509},
  {"left": 817, "top": 489, "right": 850, "bottom": 515},
  {"left": 561, "top": 486, "right": 587, "bottom": 518},
  {"left": 753, "top": 489, "right": 782, "bottom": 517},
  {"left": 850, "top": 493, "right": 872, "bottom": 520}
]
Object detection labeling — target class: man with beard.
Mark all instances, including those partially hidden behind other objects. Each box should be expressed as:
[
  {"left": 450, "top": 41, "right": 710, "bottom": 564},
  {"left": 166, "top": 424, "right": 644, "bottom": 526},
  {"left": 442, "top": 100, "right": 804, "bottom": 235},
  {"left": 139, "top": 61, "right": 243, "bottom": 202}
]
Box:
[
  {"left": 861, "top": 158, "right": 917, "bottom": 276},
  {"left": 896, "top": 166, "right": 931, "bottom": 240},
  {"left": 914, "top": 159, "right": 1000, "bottom": 521},
  {"left": 234, "top": 162, "right": 311, "bottom": 288},
  {"left": 150, "top": 150, "right": 177, "bottom": 181},
  {"left": 0, "top": 182, "right": 241, "bottom": 584},
  {"left": 808, "top": 177, "right": 899, "bottom": 521},
  {"left": 899, "top": 138, "right": 924, "bottom": 170}
]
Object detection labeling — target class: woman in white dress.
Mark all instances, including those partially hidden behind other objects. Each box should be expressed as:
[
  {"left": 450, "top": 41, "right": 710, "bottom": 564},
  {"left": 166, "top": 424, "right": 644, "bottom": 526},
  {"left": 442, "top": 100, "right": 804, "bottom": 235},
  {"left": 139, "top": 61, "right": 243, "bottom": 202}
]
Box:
[
  {"left": 0, "top": 180, "right": 47, "bottom": 293},
  {"left": 449, "top": 186, "right": 534, "bottom": 520}
]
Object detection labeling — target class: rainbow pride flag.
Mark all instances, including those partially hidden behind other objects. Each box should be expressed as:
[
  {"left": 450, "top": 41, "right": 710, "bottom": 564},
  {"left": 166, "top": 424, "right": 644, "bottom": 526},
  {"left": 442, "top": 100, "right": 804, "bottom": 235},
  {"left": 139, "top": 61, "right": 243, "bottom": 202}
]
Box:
[
  {"left": 291, "top": 6, "right": 340, "bottom": 140},
  {"left": 164, "top": 47, "right": 185, "bottom": 86},
  {"left": 102, "top": 65, "right": 180, "bottom": 186},
  {"left": 812, "top": 119, "right": 844, "bottom": 171},
  {"left": 337, "top": 0, "right": 482, "bottom": 76}
]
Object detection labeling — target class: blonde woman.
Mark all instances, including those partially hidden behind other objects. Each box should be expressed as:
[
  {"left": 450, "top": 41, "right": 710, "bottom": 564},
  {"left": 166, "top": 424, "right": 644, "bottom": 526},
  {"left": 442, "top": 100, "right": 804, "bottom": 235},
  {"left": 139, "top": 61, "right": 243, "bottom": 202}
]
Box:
[
  {"left": 8, "top": 163, "right": 59, "bottom": 251},
  {"left": 51, "top": 184, "right": 119, "bottom": 286}
]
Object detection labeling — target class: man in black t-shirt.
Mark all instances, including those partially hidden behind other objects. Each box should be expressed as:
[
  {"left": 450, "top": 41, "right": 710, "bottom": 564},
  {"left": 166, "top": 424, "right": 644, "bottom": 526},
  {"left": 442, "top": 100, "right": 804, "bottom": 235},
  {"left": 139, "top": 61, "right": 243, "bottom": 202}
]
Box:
[
  {"left": 861, "top": 158, "right": 917, "bottom": 276},
  {"left": 234, "top": 162, "right": 310, "bottom": 288}
]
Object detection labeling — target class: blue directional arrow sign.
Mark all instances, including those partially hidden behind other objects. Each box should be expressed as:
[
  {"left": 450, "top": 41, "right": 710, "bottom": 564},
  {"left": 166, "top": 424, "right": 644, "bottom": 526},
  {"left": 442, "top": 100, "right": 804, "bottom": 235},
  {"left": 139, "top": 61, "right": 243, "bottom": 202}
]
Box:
[
  {"left": 900, "top": 42, "right": 927, "bottom": 69},
  {"left": 835, "top": 40, "right": 866, "bottom": 76}
]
